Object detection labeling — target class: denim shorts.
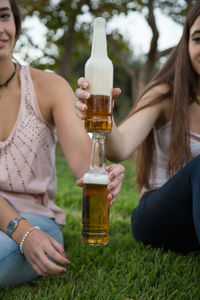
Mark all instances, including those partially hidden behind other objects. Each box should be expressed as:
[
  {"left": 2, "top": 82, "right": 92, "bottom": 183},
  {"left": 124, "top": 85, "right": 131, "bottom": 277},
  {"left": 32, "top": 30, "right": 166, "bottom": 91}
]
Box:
[{"left": 0, "top": 212, "right": 64, "bottom": 287}]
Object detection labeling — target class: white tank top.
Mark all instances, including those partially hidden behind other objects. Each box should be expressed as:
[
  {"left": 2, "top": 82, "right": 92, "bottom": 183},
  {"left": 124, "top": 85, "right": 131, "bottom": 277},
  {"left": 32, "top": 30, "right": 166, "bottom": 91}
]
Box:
[{"left": 142, "top": 121, "right": 200, "bottom": 193}]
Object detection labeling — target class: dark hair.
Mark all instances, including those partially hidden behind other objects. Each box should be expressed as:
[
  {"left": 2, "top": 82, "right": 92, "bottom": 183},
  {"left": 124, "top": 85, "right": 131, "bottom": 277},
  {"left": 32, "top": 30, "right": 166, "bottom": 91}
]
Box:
[
  {"left": 128, "top": 2, "right": 200, "bottom": 192},
  {"left": 9, "top": 0, "right": 22, "bottom": 41}
]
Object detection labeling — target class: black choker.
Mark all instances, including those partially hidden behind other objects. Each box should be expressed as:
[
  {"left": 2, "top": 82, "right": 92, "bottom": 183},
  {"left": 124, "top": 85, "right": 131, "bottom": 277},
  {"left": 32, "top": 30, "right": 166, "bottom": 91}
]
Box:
[{"left": 0, "top": 63, "right": 17, "bottom": 89}]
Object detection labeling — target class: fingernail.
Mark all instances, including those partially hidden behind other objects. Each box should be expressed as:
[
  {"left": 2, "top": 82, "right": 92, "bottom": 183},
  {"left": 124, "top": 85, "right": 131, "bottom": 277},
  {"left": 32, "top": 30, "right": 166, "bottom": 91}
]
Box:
[
  {"left": 83, "top": 81, "right": 88, "bottom": 88},
  {"left": 84, "top": 92, "right": 90, "bottom": 99},
  {"left": 66, "top": 261, "right": 70, "bottom": 266},
  {"left": 81, "top": 104, "right": 87, "bottom": 111},
  {"left": 62, "top": 269, "right": 66, "bottom": 273},
  {"left": 111, "top": 173, "right": 115, "bottom": 179},
  {"left": 110, "top": 185, "right": 113, "bottom": 191},
  {"left": 107, "top": 166, "right": 113, "bottom": 173},
  {"left": 62, "top": 251, "right": 67, "bottom": 258}
]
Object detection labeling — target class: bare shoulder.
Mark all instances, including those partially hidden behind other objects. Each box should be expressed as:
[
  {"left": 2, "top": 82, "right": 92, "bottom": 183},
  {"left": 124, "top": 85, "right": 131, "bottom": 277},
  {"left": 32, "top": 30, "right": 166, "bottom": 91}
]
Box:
[
  {"left": 29, "top": 67, "right": 74, "bottom": 103},
  {"left": 139, "top": 83, "right": 170, "bottom": 104},
  {"left": 135, "top": 83, "right": 171, "bottom": 126},
  {"left": 29, "top": 67, "right": 75, "bottom": 123}
]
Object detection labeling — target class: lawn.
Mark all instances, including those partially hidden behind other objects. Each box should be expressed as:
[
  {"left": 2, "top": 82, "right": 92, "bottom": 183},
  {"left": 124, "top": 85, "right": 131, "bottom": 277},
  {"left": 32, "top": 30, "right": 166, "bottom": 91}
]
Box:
[{"left": 1, "top": 157, "right": 200, "bottom": 299}]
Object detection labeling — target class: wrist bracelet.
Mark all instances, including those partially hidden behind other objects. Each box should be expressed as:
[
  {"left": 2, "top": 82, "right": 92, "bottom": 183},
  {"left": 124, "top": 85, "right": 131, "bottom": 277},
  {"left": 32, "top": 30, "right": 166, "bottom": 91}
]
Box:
[{"left": 19, "top": 226, "right": 40, "bottom": 254}]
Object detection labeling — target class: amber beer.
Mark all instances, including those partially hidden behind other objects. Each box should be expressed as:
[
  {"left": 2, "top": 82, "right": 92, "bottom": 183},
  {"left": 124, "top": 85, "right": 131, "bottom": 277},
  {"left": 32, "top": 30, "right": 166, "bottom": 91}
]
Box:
[
  {"left": 84, "top": 95, "right": 112, "bottom": 132},
  {"left": 85, "top": 17, "right": 113, "bottom": 132},
  {"left": 82, "top": 174, "right": 110, "bottom": 245}
]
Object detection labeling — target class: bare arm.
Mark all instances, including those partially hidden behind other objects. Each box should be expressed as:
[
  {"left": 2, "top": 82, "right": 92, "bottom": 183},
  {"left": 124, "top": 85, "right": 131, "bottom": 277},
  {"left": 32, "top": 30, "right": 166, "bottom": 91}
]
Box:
[
  {"left": 0, "top": 194, "right": 31, "bottom": 240},
  {"left": 48, "top": 74, "right": 125, "bottom": 204},
  {"left": 105, "top": 102, "right": 163, "bottom": 161},
  {"left": 51, "top": 78, "right": 92, "bottom": 179},
  {"left": 75, "top": 78, "right": 169, "bottom": 162},
  {"left": 0, "top": 195, "right": 69, "bottom": 276}
]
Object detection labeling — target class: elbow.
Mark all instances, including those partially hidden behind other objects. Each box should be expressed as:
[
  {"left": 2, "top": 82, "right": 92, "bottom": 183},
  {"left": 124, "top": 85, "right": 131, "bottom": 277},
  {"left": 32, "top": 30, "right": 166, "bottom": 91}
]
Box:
[
  {"left": 106, "top": 152, "right": 125, "bottom": 163},
  {"left": 72, "top": 155, "right": 91, "bottom": 180},
  {"left": 106, "top": 148, "right": 135, "bottom": 162}
]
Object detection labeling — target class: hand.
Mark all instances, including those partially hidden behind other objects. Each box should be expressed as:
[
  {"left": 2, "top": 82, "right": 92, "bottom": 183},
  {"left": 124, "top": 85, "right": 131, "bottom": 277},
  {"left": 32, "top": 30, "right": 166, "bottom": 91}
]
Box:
[
  {"left": 75, "top": 77, "right": 121, "bottom": 120},
  {"left": 22, "top": 229, "right": 70, "bottom": 277},
  {"left": 76, "top": 163, "right": 125, "bottom": 206}
]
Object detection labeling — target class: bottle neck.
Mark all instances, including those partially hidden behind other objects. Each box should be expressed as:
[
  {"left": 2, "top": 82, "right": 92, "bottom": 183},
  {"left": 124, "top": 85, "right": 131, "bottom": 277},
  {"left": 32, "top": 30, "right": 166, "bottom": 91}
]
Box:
[
  {"left": 90, "top": 133, "right": 106, "bottom": 169},
  {"left": 91, "top": 17, "right": 107, "bottom": 57}
]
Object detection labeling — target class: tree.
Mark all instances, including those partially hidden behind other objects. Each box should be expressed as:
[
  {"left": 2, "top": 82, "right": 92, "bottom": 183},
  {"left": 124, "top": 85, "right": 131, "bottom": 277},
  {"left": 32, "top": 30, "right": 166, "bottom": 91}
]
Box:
[
  {"left": 17, "top": 0, "right": 195, "bottom": 121},
  {"left": 18, "top": 1, "right": 130, "bottom": 78},
  {"left": 107, "top": 0, "right": 197, "bottom": 104}
]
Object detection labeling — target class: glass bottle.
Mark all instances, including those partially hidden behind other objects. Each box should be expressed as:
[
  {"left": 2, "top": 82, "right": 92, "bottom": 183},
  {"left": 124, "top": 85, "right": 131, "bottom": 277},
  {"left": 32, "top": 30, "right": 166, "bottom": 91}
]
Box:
[
  {"left": 82, "top": 133, "right": 110, "bottom": 245},
  {"left": 84, "top": 17, "right": 113, "bottom": 133}
]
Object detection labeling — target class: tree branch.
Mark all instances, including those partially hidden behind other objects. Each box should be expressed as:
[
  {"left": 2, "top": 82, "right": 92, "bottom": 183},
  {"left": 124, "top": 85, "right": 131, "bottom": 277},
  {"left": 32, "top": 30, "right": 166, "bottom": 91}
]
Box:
[
  {"left": 156, "top": 46, "right": 175, "bottom": 59},
  {"left": 146, "top": 0, "right": 159, "bottom": 61},
  {"left": 107, "top": 35, "right": 135, "bottom": 78}
]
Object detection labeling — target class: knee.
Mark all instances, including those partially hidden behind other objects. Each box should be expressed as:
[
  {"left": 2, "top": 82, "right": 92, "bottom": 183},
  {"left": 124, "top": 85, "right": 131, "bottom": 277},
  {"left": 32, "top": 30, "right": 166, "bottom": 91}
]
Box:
[
  {"left": 131, "top": 208, "right": 140, "bottom": 242},
  {"left": 190, "top": 154, "right": 200, "bottom": 171},
  {"left": 0, "top": 232, "right": 38, "bottom": 287},
  {"left": 189, "top": 155, "right": 200, "bottom": 181},
  {"left": 0, "top": 251, "right": 23, "bottom": 287},
  {"left": 0, "top": 251, "right": 39, "bottom": 287}
]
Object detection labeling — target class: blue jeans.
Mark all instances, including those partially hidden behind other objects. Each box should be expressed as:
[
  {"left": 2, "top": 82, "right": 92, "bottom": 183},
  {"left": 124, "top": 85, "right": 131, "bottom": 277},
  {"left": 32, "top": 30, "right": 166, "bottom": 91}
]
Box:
[
  {"left": 0, "top": 213, "right": 64, "bottom": 287},
  {"left": 131, "top": 154, "right": 200, "bottom": 254}
]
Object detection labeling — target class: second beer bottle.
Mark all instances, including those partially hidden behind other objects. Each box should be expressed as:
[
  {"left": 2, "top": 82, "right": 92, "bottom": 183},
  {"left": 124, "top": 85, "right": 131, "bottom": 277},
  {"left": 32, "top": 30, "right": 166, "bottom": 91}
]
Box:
[{"left": 84, "top": 17, "right": 113, "bottom": 133}]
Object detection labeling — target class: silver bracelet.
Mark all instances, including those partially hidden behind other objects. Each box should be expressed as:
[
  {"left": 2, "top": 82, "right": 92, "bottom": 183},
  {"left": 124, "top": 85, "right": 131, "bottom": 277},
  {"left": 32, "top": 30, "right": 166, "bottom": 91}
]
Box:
[{"left": 19, "top": 226, "right": 40, "bottom": 254}]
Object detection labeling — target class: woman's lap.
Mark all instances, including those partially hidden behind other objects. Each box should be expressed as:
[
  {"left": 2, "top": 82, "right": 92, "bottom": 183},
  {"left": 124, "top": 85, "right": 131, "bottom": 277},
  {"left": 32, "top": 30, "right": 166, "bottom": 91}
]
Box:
[
  {"left": 131, "top": 155, "right": 200, "bottom": 253},
  {"left": 0, "top": 213, "right": 64, "bottom": 287}
]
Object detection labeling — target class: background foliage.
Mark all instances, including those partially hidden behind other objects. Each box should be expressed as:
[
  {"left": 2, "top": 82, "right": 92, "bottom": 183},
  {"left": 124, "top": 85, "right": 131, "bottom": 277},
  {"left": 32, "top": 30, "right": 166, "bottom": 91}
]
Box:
[{"left": 17, "top": 0, "right": 196, "bottom": 123}]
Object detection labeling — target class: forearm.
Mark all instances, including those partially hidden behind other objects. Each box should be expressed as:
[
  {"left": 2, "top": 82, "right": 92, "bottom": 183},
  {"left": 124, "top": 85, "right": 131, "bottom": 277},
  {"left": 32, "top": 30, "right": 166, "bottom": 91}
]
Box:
[
  {"left": 105, "top": 120, "right": 132, "bottom": 162},
  {"left": 0, "top": 195, "right": 33, "bottom": 244}
]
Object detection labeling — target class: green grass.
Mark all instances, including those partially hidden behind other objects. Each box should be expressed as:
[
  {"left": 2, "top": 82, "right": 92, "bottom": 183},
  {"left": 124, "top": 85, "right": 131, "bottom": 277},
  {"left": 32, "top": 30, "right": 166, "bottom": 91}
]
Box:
[{"left": 1, "top": 158, "right": 200, "bottom": 299}]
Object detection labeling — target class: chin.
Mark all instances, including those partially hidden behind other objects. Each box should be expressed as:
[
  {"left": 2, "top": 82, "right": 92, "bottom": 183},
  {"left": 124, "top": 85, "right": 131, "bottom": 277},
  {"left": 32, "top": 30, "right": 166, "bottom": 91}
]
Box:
[{"left": 193, "top": 67, "right": 200, "bottom": 76}]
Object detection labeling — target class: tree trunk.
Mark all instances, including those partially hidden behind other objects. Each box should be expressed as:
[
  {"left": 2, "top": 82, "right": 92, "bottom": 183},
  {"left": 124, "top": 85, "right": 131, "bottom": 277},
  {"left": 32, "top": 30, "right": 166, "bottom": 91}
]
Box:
[{"left": 58, "top": 16, "right": 76, "bottom": 79}]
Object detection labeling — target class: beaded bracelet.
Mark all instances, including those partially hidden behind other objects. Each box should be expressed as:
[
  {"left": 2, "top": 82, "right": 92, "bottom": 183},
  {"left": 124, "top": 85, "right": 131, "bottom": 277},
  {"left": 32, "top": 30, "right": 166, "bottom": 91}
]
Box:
[{"left": 19, "top": 226, "right": 40, "bottom": 254}]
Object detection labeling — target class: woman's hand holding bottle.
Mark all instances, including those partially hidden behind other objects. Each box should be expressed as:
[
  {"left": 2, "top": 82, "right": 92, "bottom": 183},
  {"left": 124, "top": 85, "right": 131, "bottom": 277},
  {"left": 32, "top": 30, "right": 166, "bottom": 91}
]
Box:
[
  {"left": 75, "top": 77, "right": 121, "bottom": 120},
  {"left": 75, "top": 77, "right": 124, "bottom": 206}
]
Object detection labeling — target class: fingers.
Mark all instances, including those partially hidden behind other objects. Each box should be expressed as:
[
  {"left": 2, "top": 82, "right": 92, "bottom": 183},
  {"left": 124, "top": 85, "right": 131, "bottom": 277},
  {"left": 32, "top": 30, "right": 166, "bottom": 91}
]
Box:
[
  {"left": 31, "top": 248, "right": 67, "bottom": 277},
  {"left": 77, "top": 77, "right": 89, "bottom": 89},
  {"left": 75, "top": 86, "right": 121, "bottom": 102},
  {"left": 75, "top": 88, "right": 90, "bottom": 102},
  {"left": 74, "top": 88, "right": 89, "bottom": 119},
  {"left": 106, "top": 164, "right": 125, "bottom": 206},
  {"left": 107, "top": 164, "right": 125, "bottom": 182},
  {"left": 112, "top": 88, "right": 121, "bottom": 99},
  {"left": 76, "top": 177, "right": 83, "bottom": 187},
  {"left": 77, "top": 77, "right": 121, "bottom": 99},
  {"left": 75, "top": 77, "right": 121, "bottom": 122},
  {"left": 49, "top": 236, "right": 69, "bottom": 260},
  {"left": 23, "top": 231, "right": 70, "bottom": 277},
  {"left": 76, "top": 77, "right": 90, "bottom": 110}
]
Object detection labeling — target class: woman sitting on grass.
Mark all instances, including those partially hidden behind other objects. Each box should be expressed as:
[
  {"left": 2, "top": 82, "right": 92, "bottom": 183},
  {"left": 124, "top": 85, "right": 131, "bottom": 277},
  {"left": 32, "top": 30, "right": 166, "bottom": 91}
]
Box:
[
  {"left": 0, "top": 0, "right": 125, "bottom": 287},
  {"left": 76, "top": 2, "right": 200, "bottom": 254}
]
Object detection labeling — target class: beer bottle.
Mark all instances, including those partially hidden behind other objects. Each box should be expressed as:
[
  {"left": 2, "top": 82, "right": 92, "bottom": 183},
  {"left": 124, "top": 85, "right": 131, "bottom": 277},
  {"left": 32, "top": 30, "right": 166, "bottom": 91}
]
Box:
[
  {"left": 82, "top": 133, "right": 110, "bottom": 245},
  {"left": 84, "top": 17, "right": 113, "bottom": 133}
]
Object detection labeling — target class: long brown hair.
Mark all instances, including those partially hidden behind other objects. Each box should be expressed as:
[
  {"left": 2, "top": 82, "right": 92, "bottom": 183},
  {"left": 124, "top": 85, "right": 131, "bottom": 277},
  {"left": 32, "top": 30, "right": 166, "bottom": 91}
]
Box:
[
  {"left": 9, "top": 0, "right": 22, "bottom": 41},
  {"left": 129, "top": 2, "right": 200, "bottom": 192}
]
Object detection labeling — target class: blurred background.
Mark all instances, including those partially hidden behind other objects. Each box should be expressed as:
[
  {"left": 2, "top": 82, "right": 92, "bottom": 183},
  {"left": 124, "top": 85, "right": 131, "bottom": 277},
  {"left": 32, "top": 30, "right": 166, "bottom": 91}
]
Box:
[{"left": 17, "top": 0, "right": 196, "bottom": 124}]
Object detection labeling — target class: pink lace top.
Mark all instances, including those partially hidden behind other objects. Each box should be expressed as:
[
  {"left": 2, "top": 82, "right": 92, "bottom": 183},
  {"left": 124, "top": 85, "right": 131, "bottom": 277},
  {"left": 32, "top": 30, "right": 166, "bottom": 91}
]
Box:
[{"left": 0, "top": 65, "right": 66, "bottom": 225}]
